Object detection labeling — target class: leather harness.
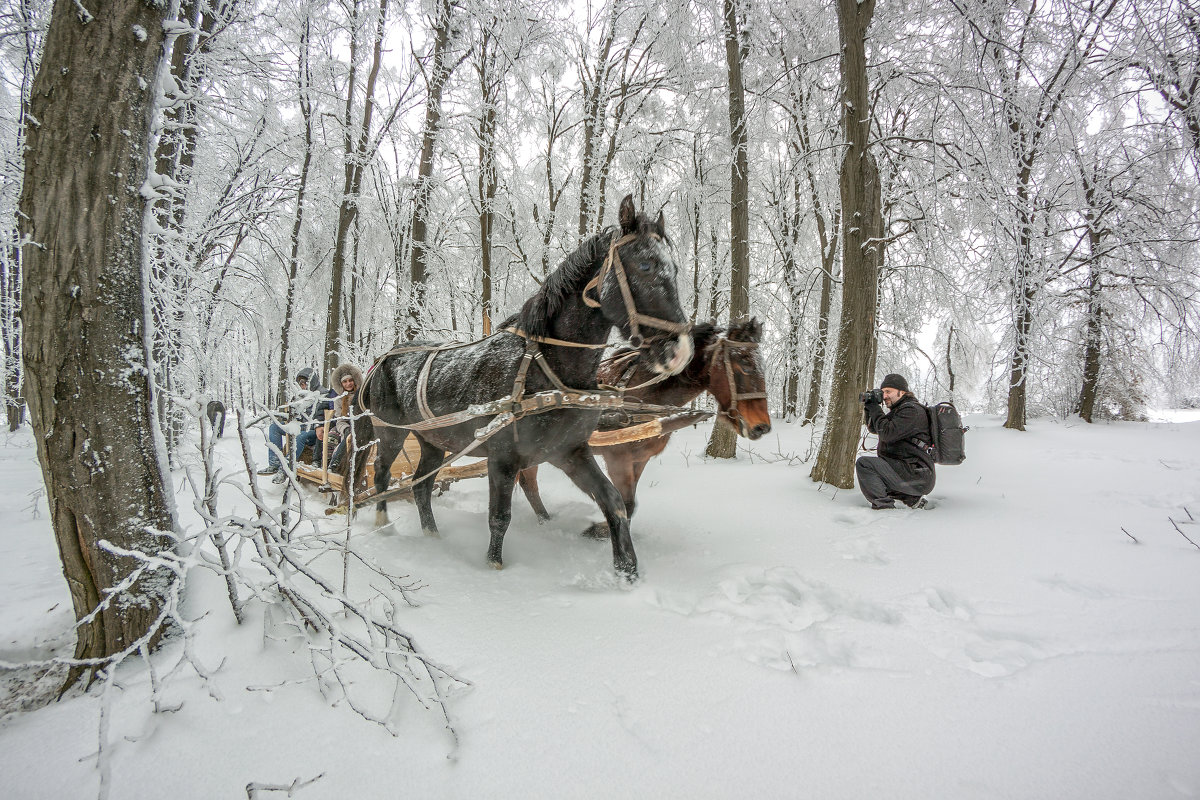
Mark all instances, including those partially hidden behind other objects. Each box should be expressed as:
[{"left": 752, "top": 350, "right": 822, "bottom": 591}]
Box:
[{"left": 351, "top": 231, "right": 694, "bottom": 489}]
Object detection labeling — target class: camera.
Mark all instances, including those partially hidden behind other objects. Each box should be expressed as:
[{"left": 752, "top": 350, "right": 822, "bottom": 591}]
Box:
[{"left": 860, "top": 388, "right": 883, "bottom": 404}]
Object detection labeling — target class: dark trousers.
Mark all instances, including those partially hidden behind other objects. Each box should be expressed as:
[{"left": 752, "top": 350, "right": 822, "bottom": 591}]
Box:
[{"left": 855, "top": 456, "right": 934, "bottom": 509}]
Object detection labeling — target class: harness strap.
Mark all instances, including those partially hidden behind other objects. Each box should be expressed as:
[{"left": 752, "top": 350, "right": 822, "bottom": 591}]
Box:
[
  {"left": 416, "top": 350, "right": 437, "bottom": 421},
  {"left": 502, "top": 327, "right": 609, "bottom": 349},
  {"left": 582, "top": 232, "right": 691, "bottom": 347}
]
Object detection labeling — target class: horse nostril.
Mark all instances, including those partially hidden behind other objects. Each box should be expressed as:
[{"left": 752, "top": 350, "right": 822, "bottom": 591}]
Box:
[{"left": 752, "top": 423, "right": 771, "bottom": 439}]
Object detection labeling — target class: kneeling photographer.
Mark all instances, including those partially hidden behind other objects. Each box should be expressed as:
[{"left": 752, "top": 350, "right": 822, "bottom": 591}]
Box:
[{"left": 856, "top": 373, "right": 935, "bottom": 510}]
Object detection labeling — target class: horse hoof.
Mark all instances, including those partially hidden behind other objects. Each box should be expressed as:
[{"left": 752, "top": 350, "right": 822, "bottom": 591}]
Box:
[
  {"left": 616, "top": 566, "right": 639, "bottom": 584},
  {"left": 489, "top": 560, "right": 503, "bottom": 570},
  {"left": 581, "top": 522, "right": 611, "bottom": 539},
  {"left": 374, "top": 511, "right": 390, "bottom": 528},
  {"left": 423, "top": 528, "right": 440, "bottom": 538}
]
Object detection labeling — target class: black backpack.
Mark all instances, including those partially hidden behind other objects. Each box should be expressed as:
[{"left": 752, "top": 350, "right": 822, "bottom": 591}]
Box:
[{"left": 924, "top": 402, "right": 968, "bottom": 465}]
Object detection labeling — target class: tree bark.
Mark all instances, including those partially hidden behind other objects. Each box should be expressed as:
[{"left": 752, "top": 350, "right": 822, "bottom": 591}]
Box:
[
  {"left": 20, "top": 0, "right": 179, "bottom": 687},
  {"left": 277, "top": 12, "right": 316, "bottom": 406},
  {"left": 706, "top": 0, "right": 750, "bottom": 459},
  {"left": 476, "top": 24, "right": 499, "bottom": 336},
  {"left": 406, "top": 0, "right": 458, "bottom": 338},
  {"left": 2, "top": 0, "right": 39, "bottom": 432},
  {"left": 810, "top": 0, "right": 882, "bottom": 489},
  {"left": 1076, "top": 184, "right": 1106, "bottom": 423},
  {"left": 325, "top": 0, "right": 389, "bottom": 377},
  {"left": 577, "top": 4, "right": 618, "bottom": 239}
]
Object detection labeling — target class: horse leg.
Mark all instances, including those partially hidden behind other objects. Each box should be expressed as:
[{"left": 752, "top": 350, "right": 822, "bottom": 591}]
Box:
[
  {"left": 553, "top": 447, "right": 637, "bottom": 580},
  {"left": 581, "top": 448, "right": 636, "bottom": 540},
  {"left": 627, "top": 456, "right": 654, "bottom": 519},
  {"left": 517, "top": 466, "right": 551, "bottom": 522},
  {"left": 412, "top": 436, "right": 445, "bottom": 537},
  {"left": 486, "top": 459, "right": 520, "bottom": 569},
  {"left": 373, "top": 427, "right": 407, "bottom": 530}
]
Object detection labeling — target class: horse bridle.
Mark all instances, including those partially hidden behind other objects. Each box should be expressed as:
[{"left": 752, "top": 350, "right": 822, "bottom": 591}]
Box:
[
  {"left": 582, "top": 232, "right": 691, "bottom": 348},
  {"left": 711, "top": 337, "right": 767, "bottom": 430}
]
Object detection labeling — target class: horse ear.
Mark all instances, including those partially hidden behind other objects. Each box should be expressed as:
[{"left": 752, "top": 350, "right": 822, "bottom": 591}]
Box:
[
  {"left": 730, "top": 317, "right": 763, "bottom": 343},
  {"left": 655, "top": 208, "right": 666, "bottom": 232},
  {"left": 619, "top": 194, "right": 636, "bottom": 233}
]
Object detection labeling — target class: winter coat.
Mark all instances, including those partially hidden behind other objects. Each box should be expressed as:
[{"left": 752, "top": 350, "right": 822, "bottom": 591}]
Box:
[
  {"left": 329, "top": 363, "right": 365, "bottom": 438},
  {"left": 292, "top": 367, "right": 336, "bottom": 432},
  {"left": 865, "top": 393, "right": 936, "bottom": 485}
]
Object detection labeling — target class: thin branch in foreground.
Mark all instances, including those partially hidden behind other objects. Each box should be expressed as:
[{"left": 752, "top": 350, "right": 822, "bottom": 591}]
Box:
[
  {"left": 1168, "top": 518, "right": 1200, "bottom": 551},
  {"left": 1120, "top": 527, "right": 1139, "bottom": 544},
  {"left": 245, "top": 774, "right": 325, "bottom": 799}
]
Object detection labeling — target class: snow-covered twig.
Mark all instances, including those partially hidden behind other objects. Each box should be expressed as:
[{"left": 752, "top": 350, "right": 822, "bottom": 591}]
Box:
[
  {"left": 245, "top": 774, "right": 324, "bottom": 799},
  {"left": 1168, "top": 517, "right": 1200, "bottom": 551}
]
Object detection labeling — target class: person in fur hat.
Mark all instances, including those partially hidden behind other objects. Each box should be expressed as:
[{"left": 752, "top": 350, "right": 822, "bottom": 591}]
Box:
[
  {"left": 856, "top": 373, "right": 935, "bottom": 509},
  {"left": 322, "top": 363, "right": 365, "bottom": 470}
]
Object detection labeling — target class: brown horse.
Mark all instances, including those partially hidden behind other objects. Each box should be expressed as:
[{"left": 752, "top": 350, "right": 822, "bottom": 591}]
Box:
[{"left": 518, "top": 318, "right": 770, "bottom": 537}]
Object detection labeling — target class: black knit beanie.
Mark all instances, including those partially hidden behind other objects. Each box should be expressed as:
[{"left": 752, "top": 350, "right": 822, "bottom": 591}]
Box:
[{"left": 881, "top": 373, "right": 909, "bottom": 392}]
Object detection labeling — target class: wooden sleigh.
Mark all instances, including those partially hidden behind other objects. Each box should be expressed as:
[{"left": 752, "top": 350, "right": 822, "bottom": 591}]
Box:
[{"left": 294, "top": 408, "right": 712, "bottom": 510}]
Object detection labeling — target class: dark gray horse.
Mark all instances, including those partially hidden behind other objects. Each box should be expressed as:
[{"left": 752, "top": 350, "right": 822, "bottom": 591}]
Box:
[{"left": 364, "top": 195, "right": 692, "bottom": 580}]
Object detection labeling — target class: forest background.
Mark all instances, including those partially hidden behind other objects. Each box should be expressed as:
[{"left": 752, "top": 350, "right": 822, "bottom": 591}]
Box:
[{"left": 4, "top": 0, "right": 1198, "bottom": 444}]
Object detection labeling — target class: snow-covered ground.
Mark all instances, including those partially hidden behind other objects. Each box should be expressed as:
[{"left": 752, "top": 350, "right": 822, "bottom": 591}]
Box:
[{"left": 2, "top": 414, "right": 1199, "bottom": 799}]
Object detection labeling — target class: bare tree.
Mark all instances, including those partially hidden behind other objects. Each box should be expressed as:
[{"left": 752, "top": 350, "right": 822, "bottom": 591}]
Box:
[
  {"left": 810, "top": 0, "right": 883, "bottom": 489},
  {"left": 406, "top": 0, "right": 464, "bottom": 338},
  {"left": 20, "top": 0, "right": 179, "bottom": 687},
  {"left": 277, "top": 5, "right": 318, "bottom": 405},
  {"left": 706, "top": 0, "right": 751, "bottom": 459},
  {"left": 0, "top": 0, "right": 47, "bottom": 431},
  {"left": 323, "top": 0, "right": 397, "bottom": 376}
]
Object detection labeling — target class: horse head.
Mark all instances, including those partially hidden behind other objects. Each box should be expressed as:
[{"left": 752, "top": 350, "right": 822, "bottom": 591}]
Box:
[
  {"left": 706, "top": 317, "right": 771, "bottom": 440},
  {"left": 589, "top": 195, "right": 692, "bottom": 376}
]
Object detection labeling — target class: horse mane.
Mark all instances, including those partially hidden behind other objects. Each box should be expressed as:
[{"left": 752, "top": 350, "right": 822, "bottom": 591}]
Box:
[
  {"left": 508, "top": 212, "right": 670, "bottom": 339},
  {"left": 506, "top": 229, "right": 611, "bottom": 339}
]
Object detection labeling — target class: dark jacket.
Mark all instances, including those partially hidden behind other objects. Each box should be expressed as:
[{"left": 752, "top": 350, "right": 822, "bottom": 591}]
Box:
[{"left": 865, "top": 393, "right": 936, "bottom": 480}]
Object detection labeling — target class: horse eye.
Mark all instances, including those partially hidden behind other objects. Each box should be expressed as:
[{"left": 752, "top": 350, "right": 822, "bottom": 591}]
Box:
[{"left": 638, "top": 261, "right": 652, "bottom": 272}]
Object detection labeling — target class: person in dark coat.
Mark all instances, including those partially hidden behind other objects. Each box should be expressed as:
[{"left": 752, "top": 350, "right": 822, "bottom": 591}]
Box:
[
  {"left": 855, "top": 373, "right": 935, "bottom": 509},
  {"left": 258, "top": 367, "right": 335, "bottom": 481}
]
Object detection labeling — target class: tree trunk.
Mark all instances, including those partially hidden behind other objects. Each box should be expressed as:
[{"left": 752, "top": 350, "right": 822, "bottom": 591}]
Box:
[
  {"left": 1004, "top": 193, "right": 1035, "bottom": 431},
  {"left": 1076, "top": 267, "right": 1103, "bottom": 422},
  {"left": 2, "top": 0, "right": 39, "bottom": 432},
  {"left": 1076, "top": 187, "right": 1106, "bottom": 423},
  {"left": 277, "top": 13, "right": 315, "bottom": 406},
  {"left": 706, "top": 0, "right": 750, "bottom": 460},
  {"left": 577, "top": 5, "right": 618, "bottom": 240},
  {"left": 810, "top": 0, "right": 881, "bottom": 489},
  {"left": 477, "top": 27, "right": 498, "bottom": 336},
  {"left": 20, "top": 0, "right": 179, "bottom": 687},
  {"left": 406, "top": 0, "right": 458, "bottom": 338},
  {"left": 325, "top": 0, "right": 388, "bottom": 377}
]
